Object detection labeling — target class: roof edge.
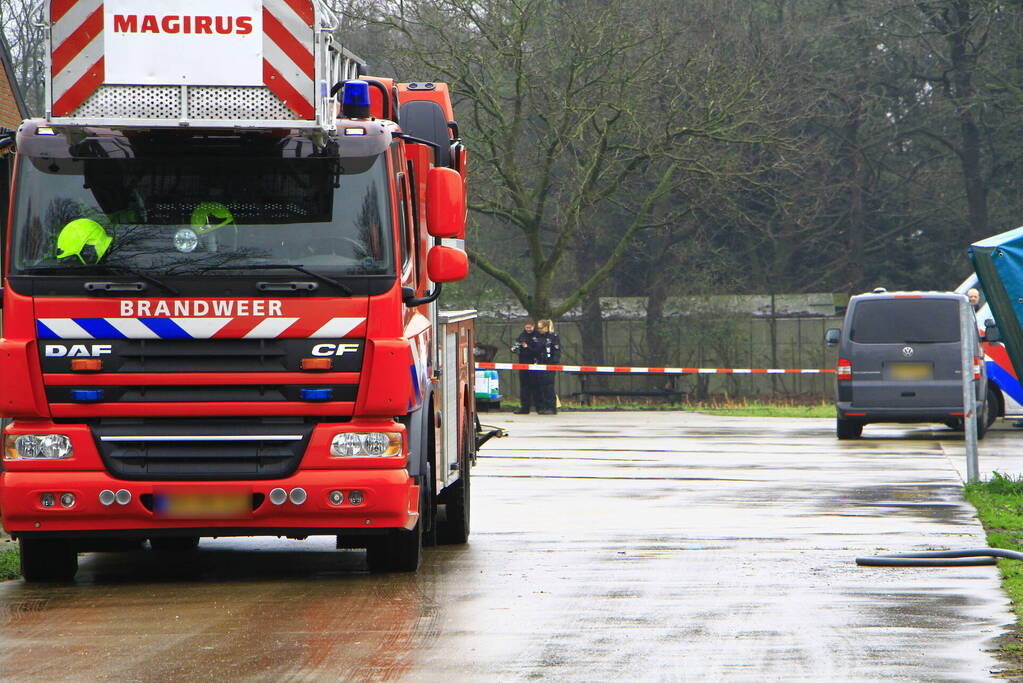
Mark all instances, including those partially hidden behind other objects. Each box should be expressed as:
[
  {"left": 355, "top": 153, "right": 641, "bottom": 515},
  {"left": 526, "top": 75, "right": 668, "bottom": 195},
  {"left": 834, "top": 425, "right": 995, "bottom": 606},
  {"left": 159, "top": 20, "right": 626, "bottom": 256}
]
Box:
[{"left": 0, "top": 34, "right": 28, "bottom": 120}]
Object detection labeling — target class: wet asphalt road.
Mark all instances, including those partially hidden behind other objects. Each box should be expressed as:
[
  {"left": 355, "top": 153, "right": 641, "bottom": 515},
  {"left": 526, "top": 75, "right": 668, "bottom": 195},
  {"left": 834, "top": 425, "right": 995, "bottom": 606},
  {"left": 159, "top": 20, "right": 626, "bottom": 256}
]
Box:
[{"left": 0, "top": 411, "right": 1017, "bottom": 682}]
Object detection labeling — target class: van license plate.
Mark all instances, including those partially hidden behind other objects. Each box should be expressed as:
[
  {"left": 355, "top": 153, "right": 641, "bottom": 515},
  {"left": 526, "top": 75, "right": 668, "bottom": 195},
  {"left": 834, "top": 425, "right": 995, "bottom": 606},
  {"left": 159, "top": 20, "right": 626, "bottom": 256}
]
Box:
[
  {"left": 153, "top": 488, "right": 251, "bottom": 519},
  {"left": 890, "top": 362, "right": 932, "bottom": 380}
]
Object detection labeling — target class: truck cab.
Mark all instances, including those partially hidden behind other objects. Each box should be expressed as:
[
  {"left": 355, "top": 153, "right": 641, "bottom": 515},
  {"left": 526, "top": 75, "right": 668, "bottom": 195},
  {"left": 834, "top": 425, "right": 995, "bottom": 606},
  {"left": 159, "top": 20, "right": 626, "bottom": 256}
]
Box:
[{"left": 0, "top": 0, "right": 474, "bottom": 580}]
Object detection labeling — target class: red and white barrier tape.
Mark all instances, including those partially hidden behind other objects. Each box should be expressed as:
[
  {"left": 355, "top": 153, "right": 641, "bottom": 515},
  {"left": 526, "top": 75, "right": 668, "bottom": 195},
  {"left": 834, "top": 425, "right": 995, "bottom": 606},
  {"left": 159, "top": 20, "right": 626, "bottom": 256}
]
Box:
[{"left": 475, "top": 362, "right": 835, "bottom": 375}]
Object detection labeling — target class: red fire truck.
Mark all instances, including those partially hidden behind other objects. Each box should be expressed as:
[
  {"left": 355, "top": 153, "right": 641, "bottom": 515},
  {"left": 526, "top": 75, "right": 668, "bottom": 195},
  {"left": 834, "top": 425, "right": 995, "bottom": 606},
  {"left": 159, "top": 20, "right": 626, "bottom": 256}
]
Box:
[{"left": 0, "top": 0, "right": 476, "bottom": 580}]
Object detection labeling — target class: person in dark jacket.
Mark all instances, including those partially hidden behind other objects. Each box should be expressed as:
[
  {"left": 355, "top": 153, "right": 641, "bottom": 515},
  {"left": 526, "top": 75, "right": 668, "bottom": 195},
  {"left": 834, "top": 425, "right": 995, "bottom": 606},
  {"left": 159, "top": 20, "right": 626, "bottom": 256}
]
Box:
[
  {"left": 512, "top": 320, "right": 540, "bottom": 414},
  {"left": 532, "top": 319, "right": 561, "bottom": 414}
]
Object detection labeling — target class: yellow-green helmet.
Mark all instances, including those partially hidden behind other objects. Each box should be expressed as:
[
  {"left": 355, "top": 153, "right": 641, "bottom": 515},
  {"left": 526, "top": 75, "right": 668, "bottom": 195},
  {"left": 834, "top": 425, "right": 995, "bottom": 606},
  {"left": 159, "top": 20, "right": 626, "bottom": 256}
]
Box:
[
  {"left": 191, "top": 202, "right": 234, "bottom": 235},
  {"left": 56, "top": 218, "right": 112, "bottom": 264}
]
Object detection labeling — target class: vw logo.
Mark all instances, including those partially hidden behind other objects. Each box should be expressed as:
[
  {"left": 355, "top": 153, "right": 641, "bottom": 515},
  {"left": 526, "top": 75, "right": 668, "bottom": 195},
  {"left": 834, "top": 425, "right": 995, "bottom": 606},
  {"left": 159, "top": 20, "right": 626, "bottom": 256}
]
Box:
[{"left": 902, "top": 346, "right": 914, "bottom": 357}]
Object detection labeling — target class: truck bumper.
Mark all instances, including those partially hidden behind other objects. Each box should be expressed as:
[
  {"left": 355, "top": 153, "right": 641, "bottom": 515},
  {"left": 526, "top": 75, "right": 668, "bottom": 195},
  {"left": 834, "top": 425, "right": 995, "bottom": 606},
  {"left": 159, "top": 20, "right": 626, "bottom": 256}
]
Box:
[
  {"left": 837, "top": 403, "right": 964, "bottom": 423},
  {"left": 0, "top": 469, "right": 419, "bottom": 536}
]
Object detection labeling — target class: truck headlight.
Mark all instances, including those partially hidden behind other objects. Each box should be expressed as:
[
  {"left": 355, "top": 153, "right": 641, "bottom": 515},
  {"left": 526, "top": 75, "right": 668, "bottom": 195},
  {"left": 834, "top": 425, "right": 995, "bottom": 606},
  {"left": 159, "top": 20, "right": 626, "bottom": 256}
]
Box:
[
  {"left": 330, "top": 432, "right": 402, "bottom": 457},
  {"left": 4, "top": 434, "right": 73, "bottom": 460}
]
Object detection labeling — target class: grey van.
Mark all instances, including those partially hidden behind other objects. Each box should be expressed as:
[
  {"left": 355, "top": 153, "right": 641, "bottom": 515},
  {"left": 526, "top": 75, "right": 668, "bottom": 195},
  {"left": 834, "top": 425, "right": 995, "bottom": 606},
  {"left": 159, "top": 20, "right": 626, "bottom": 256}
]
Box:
[{"left": 825, "top": 291, "right": 995, "bottom": 439}]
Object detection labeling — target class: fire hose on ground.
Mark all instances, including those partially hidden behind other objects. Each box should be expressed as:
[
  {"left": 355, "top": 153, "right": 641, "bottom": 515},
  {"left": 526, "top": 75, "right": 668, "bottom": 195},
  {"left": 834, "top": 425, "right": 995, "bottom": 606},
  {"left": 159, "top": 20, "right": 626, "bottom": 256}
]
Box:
[{"left": 856, "top": 548, "right": 1023, "bottom": 567}]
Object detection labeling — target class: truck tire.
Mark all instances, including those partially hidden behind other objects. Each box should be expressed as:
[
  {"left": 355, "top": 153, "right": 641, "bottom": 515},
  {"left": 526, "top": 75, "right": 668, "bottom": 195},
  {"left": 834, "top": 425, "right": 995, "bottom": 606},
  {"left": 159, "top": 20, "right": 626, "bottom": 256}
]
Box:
[
  {"left": 836, "top": 418, "right": 862, "bottom": 440},
  {"left": 438, "top": 417, "right": 472, "bottom": 544},
  {"left": 421, "top": 463, "right": 437, "bottom": 549},
  {"left": 20, "top": 538, "right": 78, "bottom": 582},
  {"left": 149, "top": 536, "right": 200, "bottom": 552},
  {"left": 406, "top": 400, "right": 437, "bottom": 548},
  {"left": 366, "top": 522, "right": 422, "bottom": 573}
]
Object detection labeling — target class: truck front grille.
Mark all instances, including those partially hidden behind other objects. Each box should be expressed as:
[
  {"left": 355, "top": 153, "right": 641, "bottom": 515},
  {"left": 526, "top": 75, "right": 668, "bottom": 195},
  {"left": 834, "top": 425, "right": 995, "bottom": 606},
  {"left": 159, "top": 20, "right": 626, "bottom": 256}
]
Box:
[
  {"left": 91, "top": 418, "right": 315, "bottom": 480},
  {"left": 47, "top": 385, "right": 358, "bottom": 403},
  {"left": 40, "top": 339, "right": 365, "bottom": 374}
]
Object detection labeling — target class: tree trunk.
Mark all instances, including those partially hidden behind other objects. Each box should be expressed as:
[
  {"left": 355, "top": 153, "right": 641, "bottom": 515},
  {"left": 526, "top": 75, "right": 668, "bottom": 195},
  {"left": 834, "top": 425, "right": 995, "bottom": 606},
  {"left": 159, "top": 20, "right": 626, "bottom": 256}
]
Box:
[{"left": 574, "top": 234, "right": 606, "bottom": 395}]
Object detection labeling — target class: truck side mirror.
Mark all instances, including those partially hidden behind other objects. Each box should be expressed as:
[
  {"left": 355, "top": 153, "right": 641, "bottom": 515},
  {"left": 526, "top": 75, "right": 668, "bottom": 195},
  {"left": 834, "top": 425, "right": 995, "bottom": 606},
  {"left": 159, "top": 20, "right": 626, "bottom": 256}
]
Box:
[
  {"left": 426, "top": 166, "right": 465, "bottom": 238},
  {"left": 427, "top": 245, "right": 468, "bottom": 283},
  {"left": 984, "top": 319, "right": 1002, "bottom": 343},
  {"left": 824, "top": 328, "right": 841, "bottom": 346}
]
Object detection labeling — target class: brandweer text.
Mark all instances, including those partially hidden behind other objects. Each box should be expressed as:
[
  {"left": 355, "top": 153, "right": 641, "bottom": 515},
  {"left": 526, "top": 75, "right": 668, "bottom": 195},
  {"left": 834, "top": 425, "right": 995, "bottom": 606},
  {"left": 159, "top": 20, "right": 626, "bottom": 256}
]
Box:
[{"left": 120, "top": 300, "right": 284, "bottom": 317}]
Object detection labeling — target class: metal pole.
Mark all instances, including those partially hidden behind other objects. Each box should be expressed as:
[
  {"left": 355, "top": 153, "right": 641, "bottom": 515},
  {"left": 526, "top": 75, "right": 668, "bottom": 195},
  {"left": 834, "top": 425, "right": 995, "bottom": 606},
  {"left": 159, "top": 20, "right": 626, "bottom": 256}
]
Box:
[{"left": 960, "top": 300, "right": 979, "bottom": 481}]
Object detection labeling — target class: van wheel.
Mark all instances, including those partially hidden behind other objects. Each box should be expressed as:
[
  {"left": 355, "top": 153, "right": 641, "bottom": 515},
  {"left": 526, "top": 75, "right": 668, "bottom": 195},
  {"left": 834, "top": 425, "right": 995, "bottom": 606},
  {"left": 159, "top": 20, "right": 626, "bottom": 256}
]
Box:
[
  {"left": 986, "top": 386, "right": 999, "bottom": 428},
  {"left": 836, "top": 418, "right": 862, "bottom": 440},
  {"left": 977, "top": 399, "right": 989, "bottom": 440}
]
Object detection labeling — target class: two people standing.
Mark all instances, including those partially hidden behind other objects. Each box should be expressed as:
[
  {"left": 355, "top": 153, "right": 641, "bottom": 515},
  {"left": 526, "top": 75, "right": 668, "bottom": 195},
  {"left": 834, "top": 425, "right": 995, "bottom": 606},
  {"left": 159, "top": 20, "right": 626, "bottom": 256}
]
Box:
[{"left": 512, "top": 319, "right": 561, "bottom": 414}]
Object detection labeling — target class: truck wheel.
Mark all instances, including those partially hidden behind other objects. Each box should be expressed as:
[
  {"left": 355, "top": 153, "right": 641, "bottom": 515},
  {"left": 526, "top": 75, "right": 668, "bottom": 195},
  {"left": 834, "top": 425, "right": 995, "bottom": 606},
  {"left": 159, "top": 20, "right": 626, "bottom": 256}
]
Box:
[
  {"left": 366, "top": 523, "right": 422, "bottom": 573},
  {"left": 836, "top": 418, "right": 862, "bottom": 440},
  {"left": 149, "top": 536, "right": 200, "bottom": 552},
  {"left": 19, "top": 538, "right": 78, "bottom": 583},
  {"left": 421, "top": 462, "right": 438, "bottom": 548},
  {"left": 438, "top": 418, "right": 472, "bottom": 544}
]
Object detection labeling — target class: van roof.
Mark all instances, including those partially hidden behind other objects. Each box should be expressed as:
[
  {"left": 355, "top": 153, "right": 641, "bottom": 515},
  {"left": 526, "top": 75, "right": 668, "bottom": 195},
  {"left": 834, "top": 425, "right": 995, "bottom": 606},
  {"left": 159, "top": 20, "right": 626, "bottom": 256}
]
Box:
[{"left": 850, "top": 291, "right": 966, "bottom": 302}]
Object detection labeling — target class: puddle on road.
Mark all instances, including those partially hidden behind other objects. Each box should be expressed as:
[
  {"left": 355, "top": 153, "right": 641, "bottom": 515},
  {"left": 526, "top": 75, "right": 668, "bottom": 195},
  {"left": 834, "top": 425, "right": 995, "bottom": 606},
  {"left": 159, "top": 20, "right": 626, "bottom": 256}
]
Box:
[{"left": 813, "top": 484, "right": 970, "bottom": 523}]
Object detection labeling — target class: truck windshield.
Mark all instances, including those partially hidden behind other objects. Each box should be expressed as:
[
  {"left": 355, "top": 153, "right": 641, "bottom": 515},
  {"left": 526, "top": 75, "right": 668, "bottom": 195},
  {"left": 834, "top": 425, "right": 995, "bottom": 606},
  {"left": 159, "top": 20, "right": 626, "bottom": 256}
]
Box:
[{"left": 9, "top": 144, "right": 393, "bottom": 279}]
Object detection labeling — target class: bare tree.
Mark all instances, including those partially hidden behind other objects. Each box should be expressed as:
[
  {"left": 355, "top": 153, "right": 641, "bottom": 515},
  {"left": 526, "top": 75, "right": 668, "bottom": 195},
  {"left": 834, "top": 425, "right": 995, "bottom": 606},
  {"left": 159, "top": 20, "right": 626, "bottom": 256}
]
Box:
[
  {"left": 2, "top": 0, "right": 46, "bottom": 115},
  {"left": 350, "top": 0, "right": 779, "bottom": 320}
]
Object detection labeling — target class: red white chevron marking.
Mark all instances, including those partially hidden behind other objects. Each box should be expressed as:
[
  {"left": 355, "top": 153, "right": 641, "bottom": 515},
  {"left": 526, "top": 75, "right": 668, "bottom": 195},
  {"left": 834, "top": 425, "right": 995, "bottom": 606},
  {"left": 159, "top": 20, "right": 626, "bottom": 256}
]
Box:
[{"left": 262, "top": 0, "right": 315, "bottom": 119}]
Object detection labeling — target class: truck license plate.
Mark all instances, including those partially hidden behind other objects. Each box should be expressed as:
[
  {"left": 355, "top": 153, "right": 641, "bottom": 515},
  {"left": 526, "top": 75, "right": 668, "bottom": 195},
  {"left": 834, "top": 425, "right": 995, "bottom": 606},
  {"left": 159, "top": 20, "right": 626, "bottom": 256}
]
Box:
[
  {"left": 153, "top": 488, "right": 251, "bottom": 519},
  {"left": 889, "top": 362, "right": 932, "bottom": 380}
]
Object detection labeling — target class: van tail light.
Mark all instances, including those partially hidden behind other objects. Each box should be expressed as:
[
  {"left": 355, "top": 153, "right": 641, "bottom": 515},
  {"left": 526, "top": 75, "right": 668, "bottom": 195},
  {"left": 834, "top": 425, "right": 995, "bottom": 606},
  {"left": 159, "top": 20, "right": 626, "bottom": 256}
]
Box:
[
  {"left": 974, "top": 357, "right": 981, "bottom": 380},
  {"left": 837, "top": 359, "right": 852, "bottom": 381}
]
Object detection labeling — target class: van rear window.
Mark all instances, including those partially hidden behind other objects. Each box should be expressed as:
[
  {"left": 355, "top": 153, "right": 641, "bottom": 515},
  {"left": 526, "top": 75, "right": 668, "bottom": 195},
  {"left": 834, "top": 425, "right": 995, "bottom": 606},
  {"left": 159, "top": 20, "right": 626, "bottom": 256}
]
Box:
[{"left": 849, "top": 299, "right": 960, "bottom": 344}]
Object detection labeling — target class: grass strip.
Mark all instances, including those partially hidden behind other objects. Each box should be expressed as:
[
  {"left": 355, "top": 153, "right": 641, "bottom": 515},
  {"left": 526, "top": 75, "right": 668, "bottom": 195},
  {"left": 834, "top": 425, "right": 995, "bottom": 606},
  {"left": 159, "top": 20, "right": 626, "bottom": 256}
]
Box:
[
  {"left": 0, "top": 543, "right": 19, "bottom": 581},
  {"left": 695, "top": 402, "right": 833, "bottom": 418},
  {"left": 498, "top": 399, "right": 834, "bottom": 417},
  {"left": 964, "top": 472, "right": 1023, "bottom": 669}
]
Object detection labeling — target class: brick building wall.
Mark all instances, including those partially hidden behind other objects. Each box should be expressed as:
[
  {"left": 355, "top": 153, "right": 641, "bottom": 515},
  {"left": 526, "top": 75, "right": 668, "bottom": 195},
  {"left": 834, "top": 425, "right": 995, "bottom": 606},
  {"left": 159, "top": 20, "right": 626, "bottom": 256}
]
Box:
[
  {"left": 0, "top": 37, "right": 26, "bottom": 128},
  {"left": 0, "top": 77, "right": 24, "bottom": 129}
]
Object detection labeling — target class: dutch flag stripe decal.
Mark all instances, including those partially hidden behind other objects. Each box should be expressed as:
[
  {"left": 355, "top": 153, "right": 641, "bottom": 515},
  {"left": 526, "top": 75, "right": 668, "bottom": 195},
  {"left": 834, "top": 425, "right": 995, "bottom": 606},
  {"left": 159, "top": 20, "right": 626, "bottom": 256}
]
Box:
[
  {"left": 244, "top": 317, "right": 300, "bottom": 339},
  {"left": 37, "top": 318, "right": 90, "bottom": 339},
  {"left": 138, "top": 318, "right": 192, "bottom": 339},
  {"left": 73, "top": 317, "right": 126, "bottom": 339},
  {"left": 36, "top": 320, "right": 61, "bottom": 339},
  {"left": 105, "top": 318, "right": 160, "bottom": 339},
  {"left": 172, "top": 318, "right": 233, "bottom": 339}
]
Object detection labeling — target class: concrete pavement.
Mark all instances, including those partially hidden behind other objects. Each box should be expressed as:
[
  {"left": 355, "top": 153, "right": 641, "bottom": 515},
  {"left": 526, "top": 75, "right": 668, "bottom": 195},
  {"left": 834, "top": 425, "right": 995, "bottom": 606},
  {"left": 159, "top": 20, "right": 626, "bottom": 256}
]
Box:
[{"left": 0, "top": 411, "right": 1016, "bottom": 681}]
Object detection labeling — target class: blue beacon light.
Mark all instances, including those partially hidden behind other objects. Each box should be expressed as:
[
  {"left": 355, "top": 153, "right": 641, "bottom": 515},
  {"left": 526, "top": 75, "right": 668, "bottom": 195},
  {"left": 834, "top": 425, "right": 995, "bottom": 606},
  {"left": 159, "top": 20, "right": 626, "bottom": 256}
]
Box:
[
  {"left": 341, "top": 80, "right": 371, "bottom": 119},
  {"left": 71, "top": 389, "right": 104, "bottom": 402},
  {"left": 301, "top": 388, "right": 334, "bottom": 401}
]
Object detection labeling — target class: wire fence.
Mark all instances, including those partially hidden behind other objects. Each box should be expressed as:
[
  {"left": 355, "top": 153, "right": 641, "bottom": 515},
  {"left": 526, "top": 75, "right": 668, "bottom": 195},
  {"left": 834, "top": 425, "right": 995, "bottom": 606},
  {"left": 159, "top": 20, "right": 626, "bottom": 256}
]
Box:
[{"left": 476, "top": 314, "right": 843, "bottom": 403}]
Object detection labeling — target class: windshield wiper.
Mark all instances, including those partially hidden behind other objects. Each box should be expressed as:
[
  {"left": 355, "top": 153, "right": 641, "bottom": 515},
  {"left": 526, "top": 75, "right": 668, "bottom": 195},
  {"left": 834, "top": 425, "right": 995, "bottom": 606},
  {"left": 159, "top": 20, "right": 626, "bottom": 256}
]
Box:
[
  {"left": 206, "top": 264, "right": 353, "bottom": 295},
  {"left": 21, "top": 265, "right": 179, "bottom": 296}
]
